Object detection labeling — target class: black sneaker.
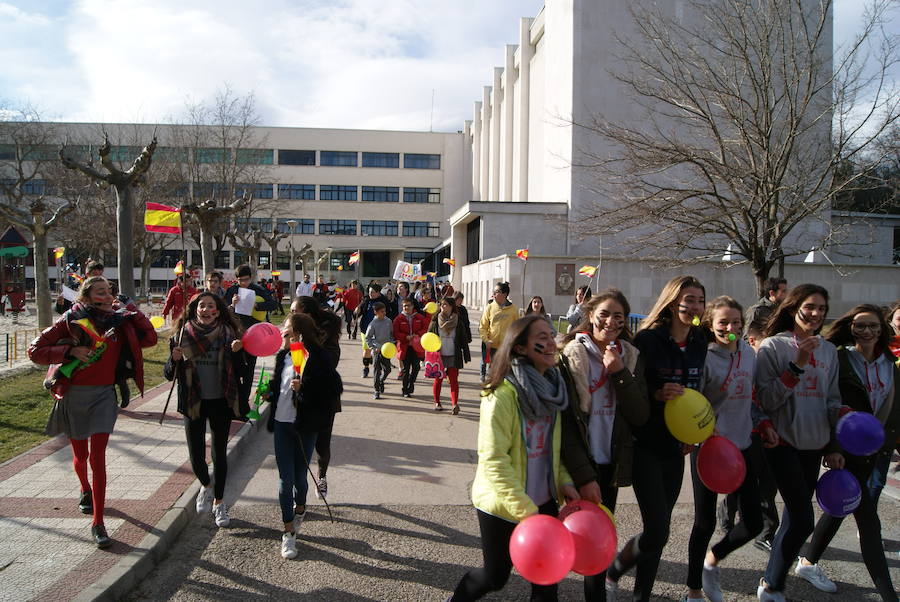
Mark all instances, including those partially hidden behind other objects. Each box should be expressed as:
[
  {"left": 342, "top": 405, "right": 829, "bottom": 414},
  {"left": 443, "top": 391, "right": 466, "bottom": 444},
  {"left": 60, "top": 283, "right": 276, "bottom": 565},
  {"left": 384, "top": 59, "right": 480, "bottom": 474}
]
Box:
[
  {"left": 754, "top": 538, "right": 773, "bottom": 552},
  {"left": 79, "top": 491, "right": 93, "bottom": 515},
  {"left": 373, "top": 391, "right": 380, "bottom": 399},
  {"left": 362, "top": 366, "right": 369, "bottom": 378},
  {"left": 92, "top": 524, "right": 112, "bottom": 548}
]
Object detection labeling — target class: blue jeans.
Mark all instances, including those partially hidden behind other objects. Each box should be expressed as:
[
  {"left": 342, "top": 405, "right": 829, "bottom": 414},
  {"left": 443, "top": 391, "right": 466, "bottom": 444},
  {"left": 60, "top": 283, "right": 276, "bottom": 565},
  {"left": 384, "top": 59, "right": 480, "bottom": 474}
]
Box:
[
  {"left": 868, "top": 449, "right": 892, "bottom": 507},
  {"left": 273, "top": 420, "right": 318, "bottom": 524}
]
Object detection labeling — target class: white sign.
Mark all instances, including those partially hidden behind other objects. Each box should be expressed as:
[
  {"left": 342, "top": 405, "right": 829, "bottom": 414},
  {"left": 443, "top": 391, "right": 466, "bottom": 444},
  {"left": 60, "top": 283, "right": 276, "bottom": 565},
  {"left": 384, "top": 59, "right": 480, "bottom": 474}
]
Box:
[
  {"left": 392, "top": 260, "right": 423, "bottom": 282},
  {"left": 61, "top": 285, "right": 77, "bottom": 302},
  {"left": 234, "top": 287, "right": 255, "bottom": 316}
]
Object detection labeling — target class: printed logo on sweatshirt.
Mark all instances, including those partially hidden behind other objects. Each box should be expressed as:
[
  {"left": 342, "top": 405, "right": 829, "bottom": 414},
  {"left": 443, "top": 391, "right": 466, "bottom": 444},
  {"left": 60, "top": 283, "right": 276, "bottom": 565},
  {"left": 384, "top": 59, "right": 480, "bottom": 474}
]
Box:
[{"left": 525, "top": 416, "right": 551, "bottom": 460}]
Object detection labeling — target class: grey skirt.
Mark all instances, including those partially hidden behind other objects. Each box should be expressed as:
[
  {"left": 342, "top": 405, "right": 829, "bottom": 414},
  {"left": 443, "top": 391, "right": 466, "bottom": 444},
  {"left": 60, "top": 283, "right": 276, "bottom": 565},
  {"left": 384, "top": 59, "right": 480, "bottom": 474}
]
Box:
[
  {"left": 45, "top": 385, "right": 118, "bottom": 439},
  {"left": 441, "top": 354, "right": 457, "bottom": 370}
]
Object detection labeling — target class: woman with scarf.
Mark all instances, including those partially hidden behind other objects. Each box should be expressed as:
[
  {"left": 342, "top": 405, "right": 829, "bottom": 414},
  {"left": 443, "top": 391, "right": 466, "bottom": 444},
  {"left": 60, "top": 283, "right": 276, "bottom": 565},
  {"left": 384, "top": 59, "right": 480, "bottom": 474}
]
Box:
[
  {"left": 29, "top": 276, "right": 157, "bottom": 548},
  {"left": 164, "top": 291, "right": 247, "bottom": 528},
  {"left": 448, "top": 315, "right": 579, "bottom": 601},
  {"left": 558, "top": 289, "right": 649, "bottom": 601},
  {"left": 428, "top": 296, "right": 471, "bottom": 413}
]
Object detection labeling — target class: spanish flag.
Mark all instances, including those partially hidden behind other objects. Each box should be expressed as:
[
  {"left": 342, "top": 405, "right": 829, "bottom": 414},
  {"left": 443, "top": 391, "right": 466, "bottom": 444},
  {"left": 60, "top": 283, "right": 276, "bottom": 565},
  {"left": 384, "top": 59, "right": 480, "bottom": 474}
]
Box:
[
  {"left": 348, "top": 250, "right": 360, "bottom": 265},
  {"left": 173, "top": 260, "right": 184, "bottom": 275},
  {"left": 579, "top": 265, "right": 597, "bottom": 277},
  {"left": 144, "top": 202, "right": 182, "bottom": 234},
  {"left": 290, "top": 341, "right": 309, "bottom": 376},
  {"left": 443, "top": 258, "right": 456, "bottom": 267},
  {"left": 53, "top": 247, "right": 65, "bottom": 260},
  {"left": 516, "top": 248, "right": 529, "bottom": 261}
]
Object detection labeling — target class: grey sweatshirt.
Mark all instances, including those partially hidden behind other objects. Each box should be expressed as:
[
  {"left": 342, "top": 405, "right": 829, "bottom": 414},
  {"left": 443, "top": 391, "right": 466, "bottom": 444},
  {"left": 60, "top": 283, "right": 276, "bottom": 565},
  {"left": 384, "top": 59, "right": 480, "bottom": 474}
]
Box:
[
  {"left": 755, "top": 331, "right": 841, "bottom": 449},
  {"left": 365, "top": 316, "right": 394, "bottom": 351},
  {"left": 700, "top": 339, "right": 755, "bottom": 450}
]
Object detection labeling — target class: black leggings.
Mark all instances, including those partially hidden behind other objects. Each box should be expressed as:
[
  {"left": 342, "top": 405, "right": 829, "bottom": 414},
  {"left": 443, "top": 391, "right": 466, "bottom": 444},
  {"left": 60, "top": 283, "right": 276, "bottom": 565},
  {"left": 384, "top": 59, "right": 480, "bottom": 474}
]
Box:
[
  {"left": 804, "top": 461, "right": 897, "bottom": 601},
  {"left": 315, "top": 412, "right": 335, "bottom": 478},
  {"left": 763, "top": 446, "right": 821, "bottom": 592},
  {"left": 722, "top": 433, "right": 780, "bottom": 540},
  {"left": 608, "top": 447, "right": 684, "bottom": 602},
  {"left": 401, "top": 354, "right": 421, "bottom": 395},
  {"left": 584, "top": 464, "right": 619, "bottom": 602},
  {"left": 184, "top": 398, "right": 232, "bottom": 500},
  {"left": 686, "top": 444, "right": 763, "bottom": 590},
  {"left": 451, "top": 500, "right": 559, "bottom": 601}
]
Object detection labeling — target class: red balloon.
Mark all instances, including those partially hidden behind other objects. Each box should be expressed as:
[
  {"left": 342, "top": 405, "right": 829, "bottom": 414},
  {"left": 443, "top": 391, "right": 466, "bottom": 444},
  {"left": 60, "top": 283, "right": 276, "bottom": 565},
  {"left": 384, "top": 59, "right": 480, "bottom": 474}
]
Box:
[
  {"left": 509, "top": 514, "right": 575, "bottom": 585},
  {"left": 411, "top": 335, "right": 425, "bottom": 355},
  {"left": 558, "top": 500, "right": 604, "bottom": 522},
  {"left": 563, "top": 508, "right": 618, "bottom": 575},
  {"left": 242, "top": 322, "right": 283, "bottom": 357},
  {"left": 697, "top": 435, "right": 746, "bottom": 494}
]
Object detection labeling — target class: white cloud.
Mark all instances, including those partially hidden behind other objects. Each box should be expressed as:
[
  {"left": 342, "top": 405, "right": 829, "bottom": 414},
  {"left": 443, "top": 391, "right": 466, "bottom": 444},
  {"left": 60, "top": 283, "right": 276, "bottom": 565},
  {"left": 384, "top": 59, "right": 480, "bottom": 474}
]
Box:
[{"left": 0, "top": 2, "right": 50, "bottom": 25}]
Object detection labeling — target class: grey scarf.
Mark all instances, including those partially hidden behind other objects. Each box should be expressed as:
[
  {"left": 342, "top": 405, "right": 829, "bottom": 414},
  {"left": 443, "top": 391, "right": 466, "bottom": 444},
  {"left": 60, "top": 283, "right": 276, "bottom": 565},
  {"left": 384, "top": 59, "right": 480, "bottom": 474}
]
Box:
[{"left": 506, "top": 357, "right": 569, "bottom": 421}]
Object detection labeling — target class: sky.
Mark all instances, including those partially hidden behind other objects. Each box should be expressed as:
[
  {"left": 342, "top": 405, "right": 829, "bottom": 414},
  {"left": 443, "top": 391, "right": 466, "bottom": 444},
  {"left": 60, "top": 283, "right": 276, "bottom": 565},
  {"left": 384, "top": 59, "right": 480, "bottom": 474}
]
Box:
[{"left": 0, "top": 0, "right": 892, "bottom": 133}]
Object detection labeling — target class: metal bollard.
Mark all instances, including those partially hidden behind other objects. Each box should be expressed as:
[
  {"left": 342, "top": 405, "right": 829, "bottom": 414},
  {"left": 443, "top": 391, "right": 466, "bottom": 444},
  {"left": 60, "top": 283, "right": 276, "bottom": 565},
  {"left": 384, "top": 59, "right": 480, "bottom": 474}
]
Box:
[{"left": 13, "top": 331, "right": 17, "bottom": 361}]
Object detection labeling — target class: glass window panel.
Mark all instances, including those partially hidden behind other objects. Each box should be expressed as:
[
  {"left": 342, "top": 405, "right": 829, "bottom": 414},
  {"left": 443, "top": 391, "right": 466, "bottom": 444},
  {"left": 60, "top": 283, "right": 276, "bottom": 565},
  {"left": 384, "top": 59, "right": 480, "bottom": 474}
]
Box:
[
  {"left": 403, "top": 153, "right": 441, "bottom": 169},
  {"left": 278, "top": 184, "right": 316, "bottom": 200},
  {"left": 278, "top": 149, "right": 316, "bottom": 165},
  {"left": 320, "top": 151, "right": 358, "bottom": 167},
  {"left": 361, "top": 186, "right": 399, "bottom": 202},
  {"left": 361, "top": 152, "right": 399, "bottom": 168}
]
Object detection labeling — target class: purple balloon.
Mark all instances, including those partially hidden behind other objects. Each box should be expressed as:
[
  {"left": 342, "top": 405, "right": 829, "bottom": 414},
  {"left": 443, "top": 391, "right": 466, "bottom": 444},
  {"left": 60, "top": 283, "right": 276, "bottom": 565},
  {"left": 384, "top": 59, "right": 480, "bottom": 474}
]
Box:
[
  {"left": 816, "top": 469, "right": 861, "bottom": 517},
  {"left": 836, "top": 411, "right": 885, "bottom": 456}
]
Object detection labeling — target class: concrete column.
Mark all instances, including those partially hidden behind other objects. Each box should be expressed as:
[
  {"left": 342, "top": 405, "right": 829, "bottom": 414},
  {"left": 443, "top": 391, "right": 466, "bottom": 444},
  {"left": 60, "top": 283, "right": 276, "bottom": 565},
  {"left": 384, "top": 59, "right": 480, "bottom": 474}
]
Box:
[
  {"left": 472, "top": 105, "right": 482, "bottom": 201},
  {"left": 517, "top": 17, "right": 534, "bottom": 203},
  {"left": 480, "top": 87, "right": 491, "bottom": 201},
  {"left": 502, "top": 45, "right": 516, "bottom": 202},
  {"left": 490, "top": 68, "right": 503, "bottom": 202}
]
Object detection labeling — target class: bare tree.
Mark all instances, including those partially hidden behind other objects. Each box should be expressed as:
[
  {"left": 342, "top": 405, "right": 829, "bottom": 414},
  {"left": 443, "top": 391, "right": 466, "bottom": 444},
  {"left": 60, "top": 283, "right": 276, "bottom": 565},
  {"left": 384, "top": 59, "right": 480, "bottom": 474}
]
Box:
[
  {"left": 574, "top": 0, "right": 899, "bottom": 294},
  {"left": 59, "top": 133, "right": 158, "bottom": 298},
  {"left": 0, "top": 109, "right": 79, "bottom": 327},
  {"left": 183, "top": 195, "right": 250, "bottom": 276}
]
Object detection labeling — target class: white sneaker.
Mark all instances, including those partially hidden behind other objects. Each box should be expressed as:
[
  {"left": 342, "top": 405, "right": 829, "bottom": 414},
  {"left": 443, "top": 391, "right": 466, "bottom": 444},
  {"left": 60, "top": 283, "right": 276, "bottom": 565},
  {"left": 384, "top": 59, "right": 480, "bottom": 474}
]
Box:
[
  {"left": 293, "top": 507, "right": 307, "bottom": 532},
  {"left": 702, "top": 563, "right": 724, "bottom": 602},
  {"left": 756, "top": 579, "right": 786, "bottom": 601},
  {"left": 196, "top": 486, "right": 214, "bottom": 514},
  {"left": 281, "top": 531, "right": 298, "bottom": 559},
  {"left": 213, "top": 502, "right": 231, "bottom": 527},
  {"left": 315, "top": 476, "right": 328, "bottom": 499},
  {"left": 794, "top": 558, "right": 836, "bottom": 593}
]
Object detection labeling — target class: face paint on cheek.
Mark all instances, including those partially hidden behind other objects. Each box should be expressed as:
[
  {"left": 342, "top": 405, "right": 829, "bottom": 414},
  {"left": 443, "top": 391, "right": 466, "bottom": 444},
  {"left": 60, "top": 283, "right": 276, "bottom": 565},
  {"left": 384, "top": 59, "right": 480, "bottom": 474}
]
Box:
[{"left": 534, "top": 342, "right": 545, "bottom": 353}]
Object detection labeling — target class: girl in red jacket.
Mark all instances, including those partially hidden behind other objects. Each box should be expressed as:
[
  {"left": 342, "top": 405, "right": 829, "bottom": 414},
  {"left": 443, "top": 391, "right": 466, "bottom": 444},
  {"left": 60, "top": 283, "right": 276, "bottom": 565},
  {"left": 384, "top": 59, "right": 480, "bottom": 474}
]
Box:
[{"left": 28, "top": 276, "right": 157, "bottom": 548}]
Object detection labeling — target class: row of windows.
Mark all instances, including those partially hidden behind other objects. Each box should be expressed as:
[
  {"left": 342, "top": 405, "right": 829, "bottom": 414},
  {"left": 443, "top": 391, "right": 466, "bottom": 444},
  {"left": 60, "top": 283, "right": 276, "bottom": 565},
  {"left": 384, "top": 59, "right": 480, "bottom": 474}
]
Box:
[
  {"left": 1, "top": 144, "right": 441, "bottom": 170},
  {"left": 147, "top": 248, "right": 433, "bottom": 271},
  {"left": 232, "top": 217, "right": 440, "bottom": 237}
]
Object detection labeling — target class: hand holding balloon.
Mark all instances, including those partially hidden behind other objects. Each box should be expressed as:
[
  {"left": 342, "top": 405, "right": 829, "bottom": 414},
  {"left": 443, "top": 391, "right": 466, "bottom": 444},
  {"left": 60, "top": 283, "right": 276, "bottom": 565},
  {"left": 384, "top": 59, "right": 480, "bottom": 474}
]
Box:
[
  {"left": 578, "top": 481, "right": 603, "bottom": 504},
  {"left": 655, "top": 382, "right": 684, "bottom": 402},
  {"left": 824, "top": 452, "right": 845, "bottom": 470},
  {"left": 561, "top": 483, "right": 581, "bottom": 503},
  {"left": 231, "top": 340, "right": 243, "bottom": 352}
]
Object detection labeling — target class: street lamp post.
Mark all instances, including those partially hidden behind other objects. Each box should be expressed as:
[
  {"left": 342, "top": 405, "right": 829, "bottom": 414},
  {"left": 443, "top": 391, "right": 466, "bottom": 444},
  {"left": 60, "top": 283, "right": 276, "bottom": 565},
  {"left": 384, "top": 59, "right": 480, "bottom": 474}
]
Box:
[{"left": 286, "top": 219, "right": 297, "bottom": 300}]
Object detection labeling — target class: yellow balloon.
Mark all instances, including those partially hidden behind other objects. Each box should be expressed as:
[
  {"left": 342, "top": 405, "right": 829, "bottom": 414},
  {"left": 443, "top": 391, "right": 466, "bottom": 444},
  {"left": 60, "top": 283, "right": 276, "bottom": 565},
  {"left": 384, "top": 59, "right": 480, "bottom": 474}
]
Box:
[
  {"left": 252, "top": 295, "right": 268, "bottom": 322},
  {"left": 664, "top": 388, "right": 716, "bottom": 444},
  {"left": 424, "top": 301, "right": 438, "bottom": 314},
  {"left": 598, "top": 503, "right": 616, "bottom": 526},
  {"left": 421, "top": 332, "right": 442, "bottom": 352},
  {"left": 150, "top": 316, "right": 165, "bottom": 329},
  {"left": 380, "top": 342, "right": 397, "bottom": 359}
]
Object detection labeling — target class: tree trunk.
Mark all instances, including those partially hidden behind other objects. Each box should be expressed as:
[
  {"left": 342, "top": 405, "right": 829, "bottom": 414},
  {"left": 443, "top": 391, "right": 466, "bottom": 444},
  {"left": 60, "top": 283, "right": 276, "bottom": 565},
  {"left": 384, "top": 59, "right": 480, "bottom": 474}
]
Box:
[
  {"left": 249, "top": 250, "right": 259, "bottom": 281},
  {"left": 115, "top": 185, "right": 136, "bottom": 298},
  {"left": 140, "top": 260, "right": 151, "bottom": 299},
  {"left": 32, "top": 225, "right": 52, "bottom": 328},
  {"left": 200, "top": 226, "right": 215, "bottom": 278}
]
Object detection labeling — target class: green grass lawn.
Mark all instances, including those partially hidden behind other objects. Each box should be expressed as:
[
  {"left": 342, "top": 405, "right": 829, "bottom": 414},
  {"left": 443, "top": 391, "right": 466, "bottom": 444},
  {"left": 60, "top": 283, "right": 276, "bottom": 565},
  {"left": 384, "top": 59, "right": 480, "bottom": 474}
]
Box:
[{"left": 0, "top": 340, "right": 171, "bottom": 464}]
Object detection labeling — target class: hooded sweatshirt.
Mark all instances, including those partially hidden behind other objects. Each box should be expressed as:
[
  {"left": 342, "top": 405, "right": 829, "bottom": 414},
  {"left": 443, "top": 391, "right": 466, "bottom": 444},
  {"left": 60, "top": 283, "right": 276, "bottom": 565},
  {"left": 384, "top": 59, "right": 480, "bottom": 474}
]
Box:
[
  {"left": 700, "top": 339, "right": 755, "bottom": 450},
  {"left": 845, "top": 346, "right": 894, "bottom": 415},
  {"left": 755, "top": 331, "right": 841, "bottom": 449}
]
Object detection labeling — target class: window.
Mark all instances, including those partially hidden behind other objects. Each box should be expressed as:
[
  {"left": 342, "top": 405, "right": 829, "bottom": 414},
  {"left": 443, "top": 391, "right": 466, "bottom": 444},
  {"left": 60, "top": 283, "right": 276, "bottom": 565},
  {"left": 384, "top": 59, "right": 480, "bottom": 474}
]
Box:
[
  {"left": 259, "top": 251, "right": 270, "bottom": 268},
  {"left": 362, "top": 152, "right": 400, "bottom": 168},
  {"left": 108, "top": 146, "right": 141, "bottom": 163},
  {"left": 403, "top": 187, "right": 441, "bottom": 203},
  {"left": 320, "top": 151, "right": 358, "bottom": 167},
  {"left": 319, "top": 185, "right": 357, "bottom": 201},
  {"left": 151, "top": 249, "right": 183, "bottom": 268},
  {"left": 0, "top": 144, "right": 14, "bottom": 160},
  {"left": 215, "top": 250, "right": 230, "bottom": 269},
  {"left": 278, "top": 149, "right": 316, "bottom": 166},
  {"left": 276, "top": 218, "right": 315, "bottom": 234},
  {"left": 193, "top": 182, "right": 228, "bottom": 198},
  {"left": 361, "top": 220, "right": 398, "bottom": 236},
  {"left": 319, "top": 219, "right": 358, "bottom": 235},
  {"left": 234, "top": 217, "right": 273, "bottom": 233},
  {"left": 403, "top": 153, "right": 441, "bottom": 169},
  {"left": 236, "top": 148, "right": 274, "bottom": 165},
  {"left": 155, "top": 146, "right": 188, "bottom": 162},
  {"left": 363, "top": 250, "right": 389, "bottom": 277},
  {"left": 404, "top": 251, "right": 429, "bottom": 264},
  {"left": 278, "top": 184, "right": 316, "bottom": 200},
  {"left": 330, "top": 252, "right": 356, "bottom": 270},
  {"left": 196, "top": 148, "right": 227, "bottom": 163},
  {"left": 237, "top": 183, "right": 274, "bottom": 199},
  {"left": 22, "top": 179, "right": 45, "bottom": 195},
  {"left": 402, "top": 221, "right": 440, "bottom": 237},
  {"left": 361, "top": 186, "right": 399, "bottom": 202}
]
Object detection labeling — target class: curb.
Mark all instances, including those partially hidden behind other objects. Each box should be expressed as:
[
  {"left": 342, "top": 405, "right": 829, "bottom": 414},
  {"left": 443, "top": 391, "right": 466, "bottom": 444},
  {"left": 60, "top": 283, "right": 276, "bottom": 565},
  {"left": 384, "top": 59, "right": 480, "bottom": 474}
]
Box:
[{"left": 72, "top": 403, "right": 272, "bottom": 602}]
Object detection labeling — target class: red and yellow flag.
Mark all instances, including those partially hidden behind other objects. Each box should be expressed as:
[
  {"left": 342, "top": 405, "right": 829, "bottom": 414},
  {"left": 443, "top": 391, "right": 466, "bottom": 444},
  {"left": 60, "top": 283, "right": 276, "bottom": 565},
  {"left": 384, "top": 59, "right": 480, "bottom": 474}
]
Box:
[
  {"left": 443, "top": 258, "right": 456, "bottom": 267},
  {"left": 173, "top": 260, "right": 184, "bottom": 275},
  {"left": 290, "top": 341, "right": 309, "bottom": 376},
  {"left": 578, "top": 265, "right": 597, "bottom": 277},
  {"left": 53, "top": 247, "right": 65, "bottom": 260},
  {"left": 348, "top": 250, "right": 360, "bottom": 265},
  {"left": 144, "top": 202, "right": 182, "bottom": 234},
  {"left": 516, "top": 248, "right": 529, "bottom": 261}
]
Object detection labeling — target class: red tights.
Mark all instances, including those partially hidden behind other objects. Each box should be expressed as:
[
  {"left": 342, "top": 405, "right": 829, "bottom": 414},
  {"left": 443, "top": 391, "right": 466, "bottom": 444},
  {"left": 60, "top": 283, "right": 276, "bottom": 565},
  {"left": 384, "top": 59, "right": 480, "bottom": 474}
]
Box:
[
  {"left": 70, "top": 433, "right": 109, "bottom": 526},
  {"left": 433, "top": 367, "right": 459, "bottom": 405}
]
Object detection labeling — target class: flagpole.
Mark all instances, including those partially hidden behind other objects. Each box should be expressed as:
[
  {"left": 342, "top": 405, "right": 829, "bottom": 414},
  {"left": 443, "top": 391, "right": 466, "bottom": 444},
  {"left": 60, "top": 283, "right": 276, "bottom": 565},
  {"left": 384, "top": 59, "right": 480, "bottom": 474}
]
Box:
[
  {"left": 520, "top": 246, "right": 528, "bottom": 314},
  {"left": 160, "top": 206, "right": 188, "bottom": 425}
]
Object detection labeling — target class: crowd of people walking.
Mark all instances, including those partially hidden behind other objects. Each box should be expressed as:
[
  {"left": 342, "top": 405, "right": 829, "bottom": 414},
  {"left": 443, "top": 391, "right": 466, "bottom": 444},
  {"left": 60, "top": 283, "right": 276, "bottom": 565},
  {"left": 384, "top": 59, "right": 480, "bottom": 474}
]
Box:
[{"left": 27, "top": 266, "right": 900, "bottom": 601}]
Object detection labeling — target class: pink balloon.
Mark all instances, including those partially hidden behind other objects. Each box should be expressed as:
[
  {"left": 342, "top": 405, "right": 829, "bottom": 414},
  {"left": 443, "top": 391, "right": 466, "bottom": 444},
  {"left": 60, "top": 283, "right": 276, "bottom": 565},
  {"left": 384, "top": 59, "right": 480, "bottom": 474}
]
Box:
[
  {"left": 697, "top": 435, "right": 747, "bottom": 494},
  {"left": 242, "top": 322, "right": 283, "bottom": 357},
  {"left": 509, "top": 514, "right": 575, "bottom": 585},
  {"left": 563, "top": 509, "right": 618, "bottom": 575},
  {"left": 558, "top": 500, "right": 604, "bottom": 522}
]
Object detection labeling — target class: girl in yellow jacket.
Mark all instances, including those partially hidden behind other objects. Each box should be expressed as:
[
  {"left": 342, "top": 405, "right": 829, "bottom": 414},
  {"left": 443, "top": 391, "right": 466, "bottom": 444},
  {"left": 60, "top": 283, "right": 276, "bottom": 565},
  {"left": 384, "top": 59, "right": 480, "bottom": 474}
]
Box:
[
  {"left": 449, "top": 314, "right": 579, "bottom": 601},
  {"left": 479, "top": 282, "right": 519, "bottom": 373}
]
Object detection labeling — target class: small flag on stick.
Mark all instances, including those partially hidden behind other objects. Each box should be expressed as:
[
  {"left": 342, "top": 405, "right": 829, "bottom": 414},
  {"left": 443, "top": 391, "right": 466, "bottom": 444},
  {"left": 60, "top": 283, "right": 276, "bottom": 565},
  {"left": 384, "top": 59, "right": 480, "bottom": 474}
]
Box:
[
  {"left": 144, "top": 202, "right": 182, "bottom": 234},
  {"left": 53, "top": 247, "right": 65, "bottom": 260},
  {"left": 578, "top": 265, "right": 597, "bottom": 277},
  {"left": 443, "top": 258, "right": 456, "bottom": 267},
  {"left": 516, "top": 248, "right": 529, "bottom": 261},
  {"left": 173, "top": 260, "right": 184, "bottom": 275},
  {"left": 348, "top": 250, "right": 360, "bottom": 265}
]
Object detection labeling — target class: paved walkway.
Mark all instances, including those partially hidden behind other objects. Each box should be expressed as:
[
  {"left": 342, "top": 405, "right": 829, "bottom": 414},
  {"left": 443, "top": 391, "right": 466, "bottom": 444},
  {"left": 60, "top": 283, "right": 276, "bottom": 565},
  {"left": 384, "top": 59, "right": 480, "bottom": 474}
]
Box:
[{"left": 1, "top": 324, "right": 900, "bottom": 601}]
